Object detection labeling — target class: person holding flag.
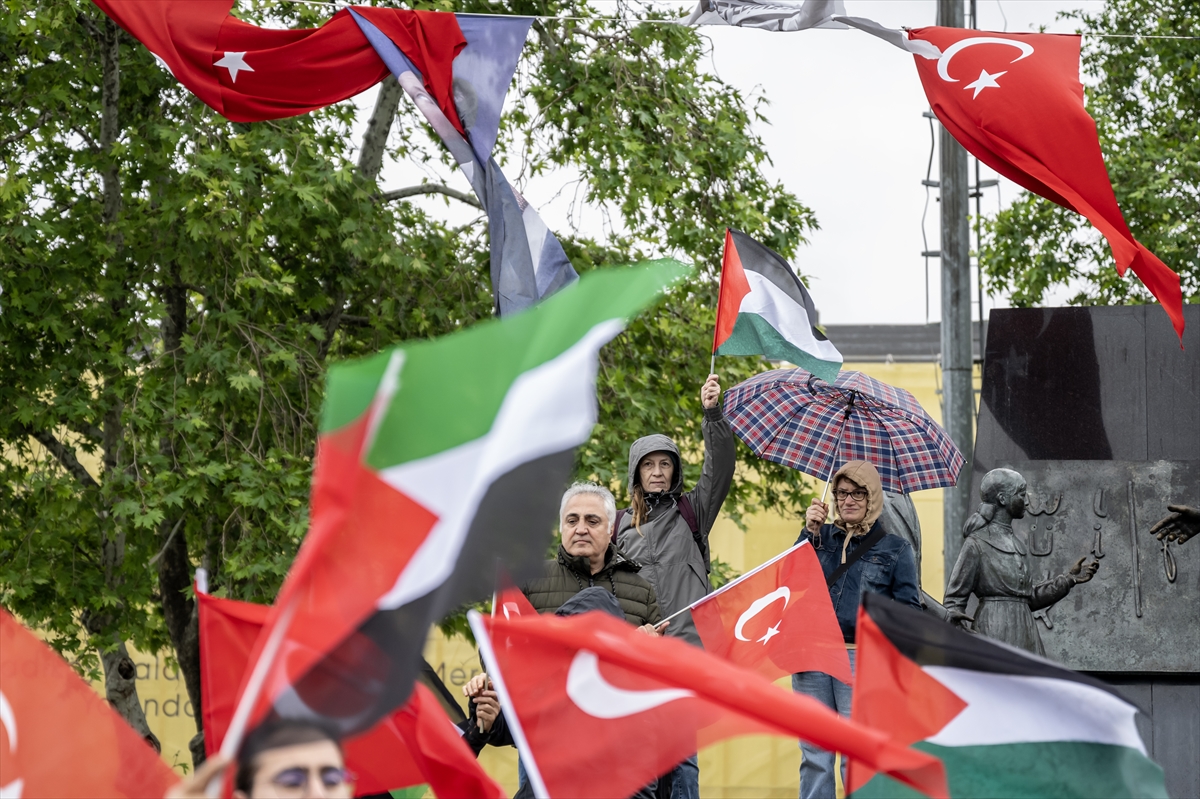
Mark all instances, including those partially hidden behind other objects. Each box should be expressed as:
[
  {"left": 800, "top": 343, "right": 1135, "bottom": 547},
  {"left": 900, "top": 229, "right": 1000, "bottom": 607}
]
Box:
[
  {"left": 794, "top": 460, "right": 921, "bottom": 799},
  {"left": 612, "top": 374, "right": 735, "bottom": 799}
]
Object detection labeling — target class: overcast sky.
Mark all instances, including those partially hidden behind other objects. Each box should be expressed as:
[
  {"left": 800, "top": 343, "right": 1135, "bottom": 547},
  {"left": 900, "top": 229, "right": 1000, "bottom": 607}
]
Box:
[{"left": 370, "top": 0, "right": 1105, "bottom": 326}]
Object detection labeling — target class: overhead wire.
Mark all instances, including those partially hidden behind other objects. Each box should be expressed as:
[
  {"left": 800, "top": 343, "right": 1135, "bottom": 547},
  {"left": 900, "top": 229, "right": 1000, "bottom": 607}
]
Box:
[{"left": 261, "top": 0, "right": 1200, "bottom": 38}]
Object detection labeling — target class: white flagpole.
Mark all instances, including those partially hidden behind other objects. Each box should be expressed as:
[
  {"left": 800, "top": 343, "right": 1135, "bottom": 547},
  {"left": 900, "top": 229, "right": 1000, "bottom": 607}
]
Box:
[
  {"left": 655, "top": 540, "right": 813, "bottom": 630},
  {"left": 469, "top": 611, "right": 551, "bottom": 799}
]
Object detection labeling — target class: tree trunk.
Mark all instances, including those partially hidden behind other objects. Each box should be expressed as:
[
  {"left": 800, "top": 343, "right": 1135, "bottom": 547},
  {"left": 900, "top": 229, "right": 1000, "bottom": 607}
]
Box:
[
  {"left": 156, "top": 273, "right": 204, "bottom": 739},
  {"left": 100, "top": 640, "right": 160, "bottom": 752}
]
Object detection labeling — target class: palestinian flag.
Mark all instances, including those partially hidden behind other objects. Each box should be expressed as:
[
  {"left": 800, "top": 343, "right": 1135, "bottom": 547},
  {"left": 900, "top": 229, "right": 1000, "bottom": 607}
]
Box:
[
  {"left": 713, "top": 228, "right": 842, "bottom": 382},
  {"left": 223, "top": 261, "right": 688, "bottom": 755},
  {"left": 849, "top": 594, "right": 1168, "bottom": 799}
]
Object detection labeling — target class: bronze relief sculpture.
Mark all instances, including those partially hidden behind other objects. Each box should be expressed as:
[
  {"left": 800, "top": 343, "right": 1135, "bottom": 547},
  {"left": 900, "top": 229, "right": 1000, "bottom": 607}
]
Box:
[{"left": 944, "top": 468, "right": 1100, "bottom": 655}]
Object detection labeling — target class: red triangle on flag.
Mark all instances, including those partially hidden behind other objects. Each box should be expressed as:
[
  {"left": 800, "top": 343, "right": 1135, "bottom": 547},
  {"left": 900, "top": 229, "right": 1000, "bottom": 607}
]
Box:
[
  {"left": 713, "top": 228, "right": 752, "bottom": 353},
  {"left": 847, "top": 605, "right": 967, "bottom": 794}
]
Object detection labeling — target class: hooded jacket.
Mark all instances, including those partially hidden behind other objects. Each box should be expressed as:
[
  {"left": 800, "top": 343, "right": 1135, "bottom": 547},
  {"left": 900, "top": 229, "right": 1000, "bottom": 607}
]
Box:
[
  {"left": 615, "top": 405, "right": 736, "bottom": 646},
  {"left": 796, "top": 460, "right": 920, "bottom": 642}
]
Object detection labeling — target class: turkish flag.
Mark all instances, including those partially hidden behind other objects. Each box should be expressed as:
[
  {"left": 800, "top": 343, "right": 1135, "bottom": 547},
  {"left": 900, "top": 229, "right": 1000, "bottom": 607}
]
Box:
[
  {"left": 909, "top": 27, "right": 1185, "bottom": 340},
  {"left": 471, "top": 609, "right": 948, "bottom": 799},
  {"left": 91, "top": 1, "right": 465, "bottom": 128},
  {"left": 691, "top": 541, "right": 851, "bottom": 684},
  {"left": 0, "top": 609, "right": 178, "bottom": 798},
  {"left": 493, "top": 584, "right": 537, "bottom": 620},
  {"left": 197, "top": 591, "right": 503, "bottom": 799}
]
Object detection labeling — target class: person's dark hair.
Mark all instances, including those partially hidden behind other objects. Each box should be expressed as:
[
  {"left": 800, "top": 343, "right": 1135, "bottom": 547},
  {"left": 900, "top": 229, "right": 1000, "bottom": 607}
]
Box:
[{"left": 235, "top": 718, "right": 342, "bottom": 793}]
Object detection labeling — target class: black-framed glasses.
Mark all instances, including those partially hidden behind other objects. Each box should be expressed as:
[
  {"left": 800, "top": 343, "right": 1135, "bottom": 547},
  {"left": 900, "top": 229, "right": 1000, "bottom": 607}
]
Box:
[
  {"left": 270, "top": 766, "right": 355, "bottom": 791},
  {"left": 834, "top": 488, "right": 868, "bottom": 502}
]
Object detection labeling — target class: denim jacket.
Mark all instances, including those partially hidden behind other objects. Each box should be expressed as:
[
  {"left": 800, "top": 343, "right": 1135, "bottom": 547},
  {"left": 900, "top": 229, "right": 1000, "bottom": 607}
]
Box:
[{"left": 795, "top": 521, "right": 921, "bottom": 643}]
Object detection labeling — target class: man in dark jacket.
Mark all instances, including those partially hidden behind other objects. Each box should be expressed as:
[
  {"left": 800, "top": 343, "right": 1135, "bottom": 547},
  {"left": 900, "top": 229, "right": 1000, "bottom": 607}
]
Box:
[
  {"left": 524, "top": 482, "right": 663, "bottom": 631},
  {"left": 793, "top": 460, "right": 920, "bottom": 799},
  {"left": 614, "top": 374, "right": 734, "bottom": 799},
  {"left": 462, "top": 588, "right": 659, "bottom": 799}
]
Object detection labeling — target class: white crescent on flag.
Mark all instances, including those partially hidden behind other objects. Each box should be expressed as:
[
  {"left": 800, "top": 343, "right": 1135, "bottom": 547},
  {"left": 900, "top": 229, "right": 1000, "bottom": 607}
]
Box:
[
  {"left": 0, "top": 690, "right": 21, "bottom": 799},
  {"left": 566, "top": 650, "right": 694, "bottom": 719},
  {"left": 734, "top": 586, "right": 790, "bottom": 644},
  {"left": 937, "top": 37, "right": 1034, "bottom": 82}
]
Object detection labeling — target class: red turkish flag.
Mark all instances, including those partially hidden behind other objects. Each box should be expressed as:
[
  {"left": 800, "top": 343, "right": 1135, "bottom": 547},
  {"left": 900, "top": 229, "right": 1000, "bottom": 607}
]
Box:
[
  {"left": 492, "top": 584, "right": 537, "bottom": 620},
  {"left": 909, "top": 27, "right": 1185, "bottom": 340},
  {"left": 471, "top": 609, "right": 948, "bottom": 799},
  {"left": 197, "top": 592, "right": 503, "bottom": 799},
  {"left": 691, "top": 541, "right": 851, "bottom": 684},
  {"left": 0, "top": 609, "right": 178, "bottom": 798},
  {"left": 91, "top": 0, "right": 465, "bottom": 128}
]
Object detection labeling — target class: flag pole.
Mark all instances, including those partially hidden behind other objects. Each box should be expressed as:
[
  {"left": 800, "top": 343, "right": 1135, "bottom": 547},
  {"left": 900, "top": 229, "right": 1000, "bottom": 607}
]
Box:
[
  {"left": 710, "top": 229, "right": 732, "bottom": 377},
  {"left": 655, "top": 539, "right": 811, "bottom": 630}
]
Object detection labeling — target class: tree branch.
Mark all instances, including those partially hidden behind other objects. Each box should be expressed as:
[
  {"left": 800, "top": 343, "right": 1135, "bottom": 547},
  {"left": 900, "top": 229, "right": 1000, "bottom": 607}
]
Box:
[
  {"left": 19, "top": 424, "right": 101, "bottom": 490},
  {"left": 380, "top": 184, "right": 483, "bottom": 210},
  {"left": 358, "top": 75, "right": 403, "bottom": 182}
]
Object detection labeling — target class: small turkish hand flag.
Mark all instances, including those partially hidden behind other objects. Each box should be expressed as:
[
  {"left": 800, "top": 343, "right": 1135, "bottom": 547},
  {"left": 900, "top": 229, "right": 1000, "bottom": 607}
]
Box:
[
  {"left": 197, "top": 591, "right": 504, "bottom": 799},
  {"left": 470, "top": 609, "right": 948, "bottom": 799},
  {"left": 909, "top": 27, "right": 1185, "bottom": 340},
  {"left": 493, "top": 584, "right": 537, "bottom": 620},
  {"left": 691, "top": 540, "right": 851, "bottom": 684},
  {"left": 0, "top": 609, "right": 179, "bottom": 798},
  {"left": 91, "top": 0, "right": 465, "bottom": 127}
]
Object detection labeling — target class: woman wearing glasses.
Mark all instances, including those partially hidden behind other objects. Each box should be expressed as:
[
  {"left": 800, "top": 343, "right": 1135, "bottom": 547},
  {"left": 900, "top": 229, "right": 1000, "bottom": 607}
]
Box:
[{"left": 791, "top": 460, "right": 920, "bottom": 799}]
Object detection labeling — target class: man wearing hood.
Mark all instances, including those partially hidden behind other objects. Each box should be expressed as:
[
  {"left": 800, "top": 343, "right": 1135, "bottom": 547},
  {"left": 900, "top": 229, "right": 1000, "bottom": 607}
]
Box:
[
  {"left": 793, "top": 460, "right": 920, "bottom": 799},
  {"left": 614, "top": 373, "right": 735, "bottom": 799}
]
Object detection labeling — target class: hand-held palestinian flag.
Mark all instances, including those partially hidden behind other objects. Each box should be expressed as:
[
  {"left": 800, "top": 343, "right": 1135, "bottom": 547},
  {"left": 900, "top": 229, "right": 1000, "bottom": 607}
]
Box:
[
  {"left": 690, "top": 540, "right": 851, "bottom": 683},
  {"left": 92, "top": 0, "right": 465, "bottom": 126},
  {"left": 713, "top": 229, "right": 842, "bottom": 382},
  {"left": 0, "top": 610, "right": 179, "bottom": 798},
  {"left": 908, "top": 28, "right": 1184, "bottom": 340},
  {"left": 197, "top": 591, "right": 503, "bottom": 798},
  {"left": 469, "top": 609, "right": 948, "bottom": 799},
  {"left": 849, "top": 594, "right": 1167, "bottom": 799},
  {"left": 223, "top": 261, "right": 688, "bottom": 758}
]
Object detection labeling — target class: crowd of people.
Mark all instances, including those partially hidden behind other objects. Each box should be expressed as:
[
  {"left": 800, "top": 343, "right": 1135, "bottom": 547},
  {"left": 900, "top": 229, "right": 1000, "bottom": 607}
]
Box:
[{"left": 166, "top": 373, "right": 1199, "bottom": 799}]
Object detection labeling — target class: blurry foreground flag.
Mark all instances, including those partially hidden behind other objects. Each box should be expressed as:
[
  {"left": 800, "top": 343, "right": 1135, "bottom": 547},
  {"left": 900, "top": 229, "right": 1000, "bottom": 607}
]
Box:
[
  {"left": 469, "top": 609, "right": 947, "bottom": 799},
  {"left": 713, "top": 229, "right": 842, "bottom": 382},
  {"left": 197, "top": 591, "right": 503, "bottom": 798},
  {"left": 0, "top": 609, "right": 178, "bottom": 798},
  {"left": 223, "top": 261, "right": 688, "bottom": 757},
  {"left": 849, "top": 594, "right": 1167, "bottom": 798},
  {"left": 690, "top": 540, "right": 850, "bottom": 683}
]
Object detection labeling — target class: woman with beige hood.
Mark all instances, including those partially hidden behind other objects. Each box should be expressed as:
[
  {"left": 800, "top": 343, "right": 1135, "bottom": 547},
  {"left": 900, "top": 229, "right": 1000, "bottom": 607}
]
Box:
[{"left": 791, "top": 460, "right": 920, "bottom": 799}]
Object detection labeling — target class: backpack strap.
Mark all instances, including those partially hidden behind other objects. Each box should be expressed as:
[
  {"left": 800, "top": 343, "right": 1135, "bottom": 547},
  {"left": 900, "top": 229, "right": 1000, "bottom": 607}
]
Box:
[{"left": 614, "top": 498, "right": 710, "bottom": 572}]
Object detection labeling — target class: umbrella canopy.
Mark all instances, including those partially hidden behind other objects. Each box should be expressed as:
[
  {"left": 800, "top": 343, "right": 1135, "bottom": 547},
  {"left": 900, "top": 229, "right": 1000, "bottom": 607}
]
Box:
[{"left": 723, "top": 368, "right": 965, "bottom": 494}]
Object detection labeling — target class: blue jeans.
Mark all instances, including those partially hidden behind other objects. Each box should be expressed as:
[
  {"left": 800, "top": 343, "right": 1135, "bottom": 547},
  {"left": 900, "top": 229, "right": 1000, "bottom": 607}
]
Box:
[
  {"left": 792, "top": 649, "right": 856, "bottom": 799},
  {"left": 669, "top": 753, "right": 699, "bottom": 799}
]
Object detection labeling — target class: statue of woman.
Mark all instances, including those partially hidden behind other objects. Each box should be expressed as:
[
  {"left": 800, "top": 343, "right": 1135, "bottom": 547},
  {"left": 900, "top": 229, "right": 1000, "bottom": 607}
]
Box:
[{"left": 944, "top": 468, "right": 1099, "bottom": 655}]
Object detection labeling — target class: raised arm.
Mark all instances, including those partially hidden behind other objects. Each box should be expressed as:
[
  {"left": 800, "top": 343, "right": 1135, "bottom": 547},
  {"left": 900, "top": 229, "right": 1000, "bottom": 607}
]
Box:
[{"left": 687, "top": 374, "right": 736, "bottom": 535}]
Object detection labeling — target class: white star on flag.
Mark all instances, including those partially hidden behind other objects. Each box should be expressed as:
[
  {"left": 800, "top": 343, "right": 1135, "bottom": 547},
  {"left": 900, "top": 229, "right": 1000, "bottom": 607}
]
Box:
[
  {"left": 964, "top": 68, "right": 1006, "bottom": 99},
  {"left": 758, "top": 621, "right": 782, "bottom": 645},
  {"left": 215, "top": 51, "right": 254, "bottom": 83}
]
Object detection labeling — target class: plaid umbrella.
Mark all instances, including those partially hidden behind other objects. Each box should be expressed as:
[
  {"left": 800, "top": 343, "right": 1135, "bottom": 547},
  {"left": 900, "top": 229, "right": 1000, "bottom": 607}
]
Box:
[{"left": 723, "top": 367, "right": 965, "bottom": 494}]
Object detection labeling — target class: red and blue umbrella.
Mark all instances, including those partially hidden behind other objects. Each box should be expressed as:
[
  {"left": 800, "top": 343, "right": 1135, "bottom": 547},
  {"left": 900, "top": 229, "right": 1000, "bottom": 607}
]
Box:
[{"left": 723, "top": 368, "right": 965, "bottom": 494}]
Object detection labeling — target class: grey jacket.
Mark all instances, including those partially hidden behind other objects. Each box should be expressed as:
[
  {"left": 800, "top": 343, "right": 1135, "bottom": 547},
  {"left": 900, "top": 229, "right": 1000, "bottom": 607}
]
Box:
[{"left": 615, "top": 406, "right": 736, "bottom": 646}]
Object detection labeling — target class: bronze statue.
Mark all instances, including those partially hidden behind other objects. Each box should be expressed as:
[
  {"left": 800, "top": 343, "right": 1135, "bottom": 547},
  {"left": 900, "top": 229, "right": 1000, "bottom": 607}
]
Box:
[
  {"left": 1150, "top": 504, "right": 1200, "bottom": 545},
  {"left": 944, "top": 468, "right": 1100, "bottom": 655}
]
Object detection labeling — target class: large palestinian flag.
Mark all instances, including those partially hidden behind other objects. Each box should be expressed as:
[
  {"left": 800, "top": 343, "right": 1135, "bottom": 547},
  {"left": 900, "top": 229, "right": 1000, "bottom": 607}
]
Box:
[
  {"left": 849, "top": 594, "right": 1168, "bottom": 799},
  {"left": 222, "top": 261, "right": 688, "bottom": 756},
  {"left": 712, "top": 228, "right": 842, "bottom": 382}
]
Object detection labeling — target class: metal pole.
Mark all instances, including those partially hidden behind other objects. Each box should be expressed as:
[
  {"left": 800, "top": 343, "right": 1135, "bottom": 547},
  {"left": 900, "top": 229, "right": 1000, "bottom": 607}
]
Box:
[{"left": 939, "top": 0, "right": 975, "bottom": 581}]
